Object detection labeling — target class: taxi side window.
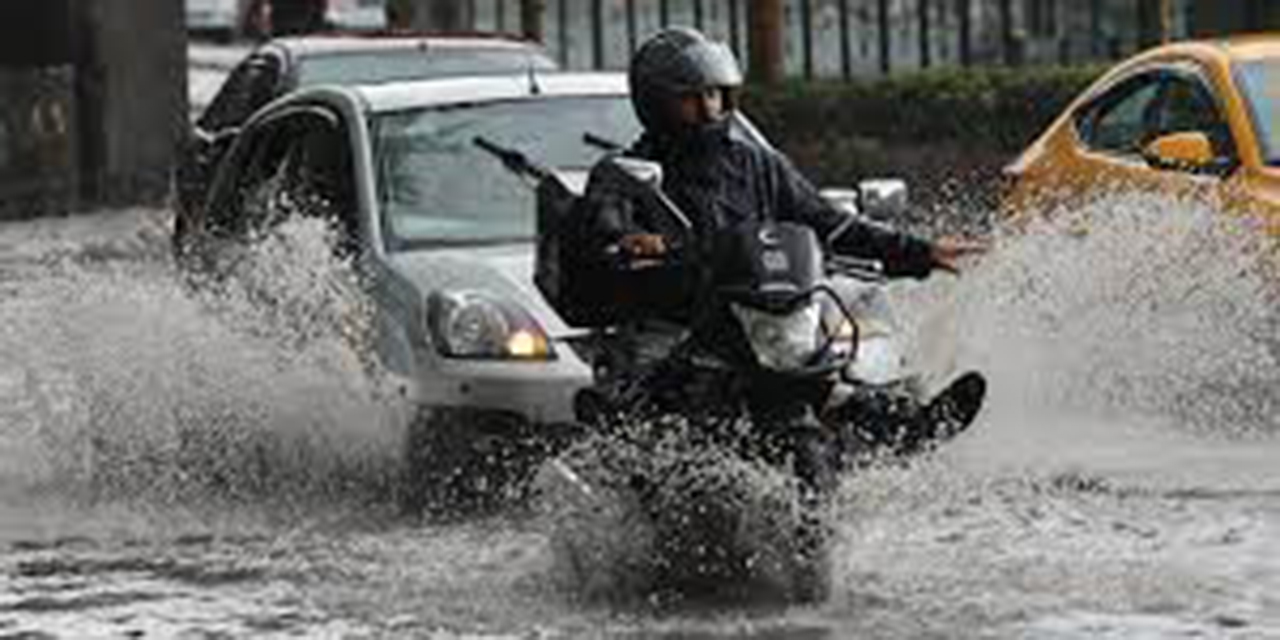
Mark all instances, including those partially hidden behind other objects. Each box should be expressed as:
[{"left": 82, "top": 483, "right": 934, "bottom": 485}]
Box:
[
  {"left": 1075, "top": 75, "right": 1164, "bottom": 156},
  {"left": 1152, "top": 76, "right": 1235, "bottom": 159}
]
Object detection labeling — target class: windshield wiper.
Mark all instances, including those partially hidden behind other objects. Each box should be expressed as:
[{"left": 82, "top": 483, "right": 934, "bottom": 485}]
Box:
[
  {"left": 583, "top": 132, "right": 623, "bottom": 152},
  {"left": 472, "top": 136, "right": 550, "bottom": 181}
]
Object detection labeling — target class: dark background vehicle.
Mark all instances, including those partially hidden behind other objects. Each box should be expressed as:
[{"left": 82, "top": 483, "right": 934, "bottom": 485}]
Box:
[{"left": 174, "top": 33, "right": 559, "bottom": 246}]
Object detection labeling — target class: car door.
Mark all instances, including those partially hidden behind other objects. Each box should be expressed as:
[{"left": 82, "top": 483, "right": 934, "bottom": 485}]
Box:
[
  {"left": 176, "top": 50, "right": 286, "bottom": 237},
  {"left": 201, "top": 104, "right": 359, "bottom": 252},
  {"left": 1068, "top": 64, "right": 1235, "bottom": 205}
]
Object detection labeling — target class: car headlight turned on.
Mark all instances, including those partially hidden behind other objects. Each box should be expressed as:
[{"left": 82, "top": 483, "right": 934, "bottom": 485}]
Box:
[{"left": 427, "top": 291, "right": 553, "bottom": 360}]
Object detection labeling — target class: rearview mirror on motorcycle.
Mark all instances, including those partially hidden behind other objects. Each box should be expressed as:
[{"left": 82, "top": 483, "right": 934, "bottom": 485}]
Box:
[
  {"left": 820, "top": 179, "right": 909, "bottom": 222},
  {"left": 591, "top": 156, "right": 693, "bottom": 233},
  {"left": 858, "top": 178, "right": 909, "bottom": 220}
]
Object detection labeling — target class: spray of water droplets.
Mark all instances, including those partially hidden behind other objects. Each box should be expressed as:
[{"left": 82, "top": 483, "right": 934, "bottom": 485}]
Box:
[
  {"left": 906, "top": 191, "right": 1280, "bottom": 438},
  {"left": 0, "top": 208, "right": 410, "bottom": 515}
]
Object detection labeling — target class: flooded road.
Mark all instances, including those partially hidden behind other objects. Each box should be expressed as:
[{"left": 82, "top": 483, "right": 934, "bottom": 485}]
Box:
[{"left": 1, "top": 199, "right": 1278, "bottom": 638}]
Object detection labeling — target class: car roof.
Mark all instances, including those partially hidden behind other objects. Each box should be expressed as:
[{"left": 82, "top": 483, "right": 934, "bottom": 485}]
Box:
[
  {"left": 1119, "top": 34, "right": 1280, "bottom": 68},
  {"left": 267, "top": 33, "right": 549, "bottom": 58},
  {"left": 1218, "top": 33, "right": 1280, "bottom": 62},
  {"left": 350, "top": 71, "right": 629, "bottom": 113}
]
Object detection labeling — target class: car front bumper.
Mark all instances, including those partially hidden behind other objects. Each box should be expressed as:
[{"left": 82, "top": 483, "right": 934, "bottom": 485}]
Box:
[{"left": 406, "top": 348, "right": 593, "bottom": 426}]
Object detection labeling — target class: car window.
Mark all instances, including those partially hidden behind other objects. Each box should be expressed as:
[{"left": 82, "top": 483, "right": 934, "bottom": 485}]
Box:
[
  {"left": 1151, "top": 75, "right": 1235, "bottom": 159},
  {"left": 294, "top": 48, "right": 558, "bottom": 87},
  {"left": 372, "top": 95, "right": 641, "bottom": 248},
  {"left": 197, "top": 53, "right": 282, "bottom": 132},
  {"left": 1076, "top": 74, "right": 1164, "bottom": 156},
  {"left": 214, "top": 107, "right": 356, "bottom": 246},
  {"left": 1234, "top": 58, "right": 1280, "bottom": 165}
]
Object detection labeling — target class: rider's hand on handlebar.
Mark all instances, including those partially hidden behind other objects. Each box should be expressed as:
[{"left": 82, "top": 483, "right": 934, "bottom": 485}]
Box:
[
  {"left": 931, "top": 236, "right": 989, "bottom": 274},
  {"left": 619, "top": 233, "right": 669, "bottom": 258}
]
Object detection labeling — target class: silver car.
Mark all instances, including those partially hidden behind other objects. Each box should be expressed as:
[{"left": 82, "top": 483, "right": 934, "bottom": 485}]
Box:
[
  {"left": 176, "top": 34, "right": 560, "bottom": 247},
  {"left": 188, "top": 72, "right": 643, "bottom": 509}
]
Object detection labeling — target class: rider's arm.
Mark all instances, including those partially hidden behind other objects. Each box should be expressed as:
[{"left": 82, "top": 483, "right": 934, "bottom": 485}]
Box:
[{"left": 765, "top": 149, "right": 936, "bottom": 279}]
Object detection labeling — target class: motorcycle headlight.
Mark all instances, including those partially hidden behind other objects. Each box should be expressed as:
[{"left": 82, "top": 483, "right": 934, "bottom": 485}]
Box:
[
  {"left": 427, "top": 291, "right": 553, "bottom": 360},
  {"left": 730, "top": 301, "right": 821, "bottom": 371}
]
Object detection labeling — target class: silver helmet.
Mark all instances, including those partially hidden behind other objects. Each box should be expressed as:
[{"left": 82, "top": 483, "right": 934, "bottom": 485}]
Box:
[{"left": 629, "top": 27, "right": 743, "bottom": 136}]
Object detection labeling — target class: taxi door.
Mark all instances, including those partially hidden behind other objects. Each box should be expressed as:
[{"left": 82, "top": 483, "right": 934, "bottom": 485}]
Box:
[{"left": 1064, "top": 64, "right": 1232, "bottom": 208}]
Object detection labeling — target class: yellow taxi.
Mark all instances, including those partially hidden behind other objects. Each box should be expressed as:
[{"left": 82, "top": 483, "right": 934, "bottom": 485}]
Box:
[{"left": 1003, "top": 35, "right": 1280, "bottom": 229}]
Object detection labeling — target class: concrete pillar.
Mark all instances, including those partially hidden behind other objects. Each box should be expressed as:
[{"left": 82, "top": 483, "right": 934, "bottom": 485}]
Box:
[{"left": 74, "top": 0, "right": 188, "bottom": 208}]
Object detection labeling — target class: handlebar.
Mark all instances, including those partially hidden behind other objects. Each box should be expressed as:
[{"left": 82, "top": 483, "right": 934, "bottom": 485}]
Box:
[
  {"left": 825, "top": 255, "right": 887, "bottom": 283},
  {"left": 601, "top": 241, "right": 687, "bottom": 273}
]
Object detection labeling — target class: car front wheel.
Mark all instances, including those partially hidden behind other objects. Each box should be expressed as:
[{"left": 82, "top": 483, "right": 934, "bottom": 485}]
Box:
[{"left": 400, "top": 406, "right": 556, "bottom": 518}]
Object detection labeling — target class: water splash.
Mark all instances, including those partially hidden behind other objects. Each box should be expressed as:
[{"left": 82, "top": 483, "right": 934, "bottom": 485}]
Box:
[
  {"left": 535, "top": 420, "right": 821, "bottom": 607},
  {"left": 908, "top": 191, "right": 1280, "bottom": 438},
  {"left": 0, "top": 209, "right": 409, "bottom": 515},
  {"left": 832, "top": 191, "right": 1280, "bottom": 636}
]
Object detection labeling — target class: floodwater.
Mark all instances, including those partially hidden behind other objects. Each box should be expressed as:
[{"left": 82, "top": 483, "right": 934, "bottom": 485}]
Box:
[{"left": 0, "top": 196, "right": 1278, "bottom": 638}]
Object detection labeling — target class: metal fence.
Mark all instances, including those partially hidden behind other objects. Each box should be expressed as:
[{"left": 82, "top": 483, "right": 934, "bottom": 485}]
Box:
[{"left": 470, "top": 0, "right": 1200, "bottom": 78}]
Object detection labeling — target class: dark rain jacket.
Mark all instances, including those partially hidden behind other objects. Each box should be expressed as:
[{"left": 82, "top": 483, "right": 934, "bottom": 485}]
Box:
[{"left": 578, "top": 122, "right": 938, "bottom": 323}]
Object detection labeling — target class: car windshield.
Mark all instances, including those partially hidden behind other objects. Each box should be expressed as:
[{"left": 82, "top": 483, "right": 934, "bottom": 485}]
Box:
[
  {"left": 1234, "top": 58, "right": 1280, "bottom": 165},
  {"left": 373, "top": 95, "right": 641, "bottom": 247},
  {"left": 296, "top": 48, "right": 557, "bottom": 87}
]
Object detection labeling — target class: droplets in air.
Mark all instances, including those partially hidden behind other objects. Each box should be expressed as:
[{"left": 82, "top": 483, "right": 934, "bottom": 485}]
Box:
[
  {"left": 0, "top": 208, "right": 407, "bottom": 509},
  {"left": 940, "top": 191, "right": 1280, "bottom": 436}
]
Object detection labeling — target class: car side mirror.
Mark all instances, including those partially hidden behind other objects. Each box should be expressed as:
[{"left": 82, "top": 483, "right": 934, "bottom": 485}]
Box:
[
  {"left": 192, "top": 126, "right": 242, "bottom": 155},
  {"left": 821, "top": 179, "right": 909, "bottom": 221},
  {"left": 1143, "top": 131, "right": 1218, "bottom": 172}
]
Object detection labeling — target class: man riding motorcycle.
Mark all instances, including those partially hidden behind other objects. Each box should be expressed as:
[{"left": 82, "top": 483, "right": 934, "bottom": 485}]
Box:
[{"left": 575, "top": 27, "right": 986, "bottom": 497}]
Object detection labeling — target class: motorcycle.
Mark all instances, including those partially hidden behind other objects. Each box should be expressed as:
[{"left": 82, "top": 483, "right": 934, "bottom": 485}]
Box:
[{"left": 475, "top": 138, "right": 986, "bottom": 603}]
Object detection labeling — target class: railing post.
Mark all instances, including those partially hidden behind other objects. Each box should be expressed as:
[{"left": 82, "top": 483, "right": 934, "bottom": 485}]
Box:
[
  {"left": 839, "top": 0, "right": 852, "bottom": 79},
  {"left": 557, "top": 0, "right": 568, "bottom": 67},
  {"left": 728, "top": 0, "right": 741, "bottom": 61},
  {"left": 999, "top": 0, "right": 1017, "bottom": 65},
  {"left": 625, "top": 0, "right": 637, "bottom": 56},
  {"left": 1089, "top": 0, "right": 1102, "bottom": 57},
  {"left": 591, "top": 0, "right": 603, "bottom": 69},
  {"left": 878, "top": 0, "right": 891, "bottom": 74},
  {"left": 801, "top": 0, "right": 814, "bottom": 79},
  {"left": 919, "top": 0, "right": 931, "bottom": 68}
]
